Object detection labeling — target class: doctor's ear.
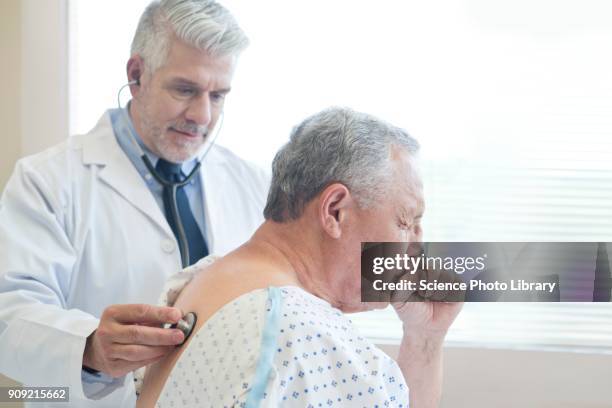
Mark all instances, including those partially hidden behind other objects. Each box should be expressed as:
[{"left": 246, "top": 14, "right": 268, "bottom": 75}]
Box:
[
  {"left": 126, "top": 56, "right": 145, "bottom": 94},
  {"left": 318, "top": 183, "right": 352, "bottom": 239}
]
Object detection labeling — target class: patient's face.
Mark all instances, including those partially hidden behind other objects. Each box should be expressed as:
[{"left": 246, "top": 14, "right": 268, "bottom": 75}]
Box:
[{"left": 332, "top": 149, "right": 425, "bottom": 313}]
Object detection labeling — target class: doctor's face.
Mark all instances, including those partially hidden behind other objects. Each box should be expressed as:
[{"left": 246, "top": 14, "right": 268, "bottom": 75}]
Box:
[{"left": 130, "top": 38, "right": 237, "bottom": 163}]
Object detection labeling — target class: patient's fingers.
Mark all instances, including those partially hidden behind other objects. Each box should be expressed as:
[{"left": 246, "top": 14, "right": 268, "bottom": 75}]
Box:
[{"left": 417, "top": 267, "right": 466, "bottom": 302}]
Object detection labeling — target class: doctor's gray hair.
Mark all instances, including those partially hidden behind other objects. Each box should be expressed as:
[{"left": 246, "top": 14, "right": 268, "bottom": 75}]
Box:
[
  {"left": 264, "top": 107, "right": 420, "bottom": 222},
  {"left": 131, "top": 0, "right": 249, "bottom": 73}
]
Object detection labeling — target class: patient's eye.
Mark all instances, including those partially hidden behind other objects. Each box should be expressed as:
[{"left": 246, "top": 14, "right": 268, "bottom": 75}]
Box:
[
  {"left": 398, "top": 215, "right": 422, "bottom": 240},
  {"left": 397, "top": 217, "right": 411, "bottom": 230}
]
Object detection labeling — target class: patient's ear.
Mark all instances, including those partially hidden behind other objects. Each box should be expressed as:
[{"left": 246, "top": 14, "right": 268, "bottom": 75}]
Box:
[{"left": 318, "top": 183, "right": 352, "bottom": 239}]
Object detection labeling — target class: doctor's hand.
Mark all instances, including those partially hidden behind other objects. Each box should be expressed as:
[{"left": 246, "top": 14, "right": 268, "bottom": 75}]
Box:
[{"left": 82, "top": 304, "right": 185, "bottom": 378}]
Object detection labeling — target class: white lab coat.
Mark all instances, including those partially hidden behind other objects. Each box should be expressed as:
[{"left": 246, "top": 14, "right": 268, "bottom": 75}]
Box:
[{"left": 0, "top": 112, "right": 269, "bottom": 407}]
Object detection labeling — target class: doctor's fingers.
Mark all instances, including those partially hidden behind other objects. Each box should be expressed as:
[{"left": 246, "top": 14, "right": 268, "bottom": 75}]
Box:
[
  {"left": 104, "top": 356, "right": 164, "bottom": 379},
  {"left": 107, "top": 344, "right": 176, "bottom": 362},
  {"left": 104, "top": 304, "right": 182, "bottom": 325},
  {"left": 110, "top": 324, "right": 185, "bottom": 346}
]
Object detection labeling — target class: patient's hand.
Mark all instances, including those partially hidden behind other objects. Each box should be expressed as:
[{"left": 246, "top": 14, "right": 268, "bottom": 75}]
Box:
[
  {"left": 392, "top": 300, "right": 462, "bottom": 341},
  {"left": 392, "top": 289, "right": 462, "bottom": 408},
  {"left": 83, "top": 304, "right": 184, "bottom": 378},
  {"left": 391, "top": 260, "right": 464, "bottom": 340}
]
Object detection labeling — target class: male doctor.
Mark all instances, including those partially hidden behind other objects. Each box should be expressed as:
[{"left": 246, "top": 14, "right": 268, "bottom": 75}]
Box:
[{"left": 0, "top": 0, "right": 268, "bottom": 406}]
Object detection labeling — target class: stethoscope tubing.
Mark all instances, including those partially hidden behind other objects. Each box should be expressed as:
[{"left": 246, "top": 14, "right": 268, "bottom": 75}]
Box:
[{"left": 117, "top": 82, "right": 223, "bottom": 267}]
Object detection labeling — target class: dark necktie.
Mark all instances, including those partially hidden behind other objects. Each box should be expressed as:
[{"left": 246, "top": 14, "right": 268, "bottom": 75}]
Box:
[
  {"left": 155, "top": 159, "right": 209, "bottom": 266},
  {"left": 594, "top": 242, "right": 611, "bottom": 301}
]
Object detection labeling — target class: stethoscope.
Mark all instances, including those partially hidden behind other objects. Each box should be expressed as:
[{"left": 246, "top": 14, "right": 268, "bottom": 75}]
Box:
[
  {"left": 118, "top": 80, "right": 224, "bottom": 340},
  {"left": 170, "top": 311, "right": 197, "bottom": 346},
  {"left": 117, "top": 79, "right": 224, "bottom": 269}
]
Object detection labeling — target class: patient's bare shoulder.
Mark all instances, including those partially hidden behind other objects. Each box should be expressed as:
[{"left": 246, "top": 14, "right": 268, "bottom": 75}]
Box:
[
  {"left": 137, "top": 247, "right": 296, "bottom": 407},
  {"left": 175, "top": 251, "right": 283, "bottom": 313}
]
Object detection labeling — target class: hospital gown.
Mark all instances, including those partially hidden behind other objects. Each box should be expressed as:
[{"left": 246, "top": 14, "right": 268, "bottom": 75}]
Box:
[{"left": 154, "top": 284, "right": 409, "bottom": 407}]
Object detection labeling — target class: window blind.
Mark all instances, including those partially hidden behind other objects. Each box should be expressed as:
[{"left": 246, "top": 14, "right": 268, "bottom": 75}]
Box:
[{"left": 69, "top": 0, "right": 612, "bottom": 352}]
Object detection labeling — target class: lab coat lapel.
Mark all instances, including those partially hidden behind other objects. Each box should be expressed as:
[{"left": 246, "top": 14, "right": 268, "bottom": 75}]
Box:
[
  {"left": 199, "top": 153, "right": 219, "bottom": 253},
  {"left": 82, "top": 113, "right": 173, "bottom": 237},
  {"left": 199, "top": 146, "right": 239, "bottom": 254}
]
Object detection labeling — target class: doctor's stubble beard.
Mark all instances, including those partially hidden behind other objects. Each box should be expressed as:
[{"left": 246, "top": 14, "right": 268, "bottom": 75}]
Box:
[{"left": 144, "top": 119, "right": 209, "bottom": 164}]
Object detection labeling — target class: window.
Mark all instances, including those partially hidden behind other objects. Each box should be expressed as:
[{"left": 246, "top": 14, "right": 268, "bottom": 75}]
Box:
[{"left": 69, "top": 0, "right": 612, "bottom": 352}]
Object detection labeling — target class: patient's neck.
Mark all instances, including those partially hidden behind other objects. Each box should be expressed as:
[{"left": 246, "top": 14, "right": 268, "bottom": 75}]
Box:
[{"left": 247, "top": 220, "right": 338, "bottom": 306}]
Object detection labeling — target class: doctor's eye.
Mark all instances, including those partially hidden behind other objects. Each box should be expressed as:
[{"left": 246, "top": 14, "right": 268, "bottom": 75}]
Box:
[
  {"left": 210, "top": 92, "right": 226, "bottom": 104},
  {"left": 173, "top": 86, "right": 197, "bottom": 98}
]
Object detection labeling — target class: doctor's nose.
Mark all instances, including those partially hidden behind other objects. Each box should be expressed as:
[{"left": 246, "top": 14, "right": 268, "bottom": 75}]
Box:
[{"left": 185, "top": 94, "right": 212, "bottom": 128}]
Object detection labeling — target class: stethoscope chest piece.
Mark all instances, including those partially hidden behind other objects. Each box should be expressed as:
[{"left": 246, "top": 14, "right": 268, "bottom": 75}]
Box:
[{"left": 171, "top": 312, "right": 198, "bottom": 346}]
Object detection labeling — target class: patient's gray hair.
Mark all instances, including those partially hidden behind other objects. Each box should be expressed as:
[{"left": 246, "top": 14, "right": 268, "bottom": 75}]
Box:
[
  {"left": 264, "top": 107, "right": 420, "bottom": 222},
  {"left": 131, "top": 0, "right": 249, "bottom": 73}
]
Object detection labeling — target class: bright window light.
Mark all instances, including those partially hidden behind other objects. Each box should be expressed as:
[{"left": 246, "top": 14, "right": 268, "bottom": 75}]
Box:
[{"left": 69, "top": 0, "right": 612, "bottom": 352}]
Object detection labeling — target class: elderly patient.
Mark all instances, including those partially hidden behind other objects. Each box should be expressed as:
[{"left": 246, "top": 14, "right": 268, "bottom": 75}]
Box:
[{"left": 137, "top": 107, "right": 461, "bottom": 407}]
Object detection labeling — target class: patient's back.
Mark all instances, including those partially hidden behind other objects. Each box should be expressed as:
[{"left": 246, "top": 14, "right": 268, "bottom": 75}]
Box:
[
  {"left": 139, "top": 280, "right": 409, "bottom": 407},
  {"left": 136, "top": 246, "right": 299, "bottom": 407}
]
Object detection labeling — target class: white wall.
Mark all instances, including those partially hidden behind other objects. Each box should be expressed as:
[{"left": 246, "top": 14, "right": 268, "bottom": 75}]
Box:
[
  {"left": 20, "top": 0, "right": 69, "bottom": 157},
  {"left": 0, "top": 0, "right": 67, "bottom": 402},
  {"left": 0, "top": 0, "right": 22, "bottom": 191},
  {"left": 0, "top": 0, "right": 68, "bottom": 191}
]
